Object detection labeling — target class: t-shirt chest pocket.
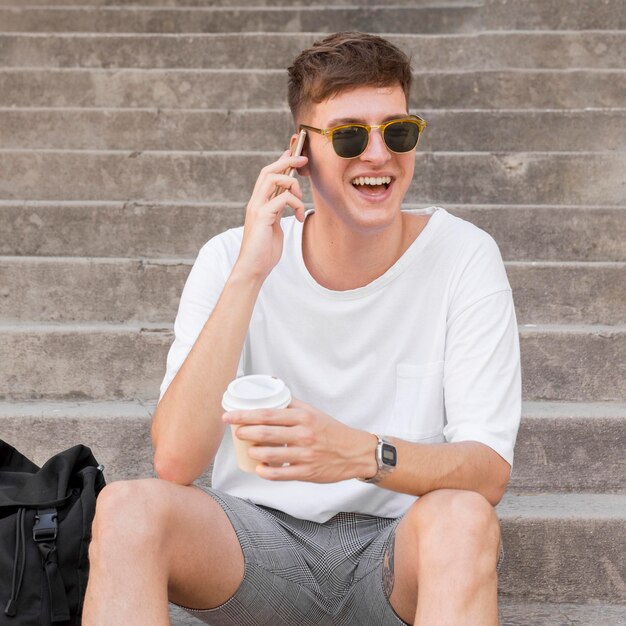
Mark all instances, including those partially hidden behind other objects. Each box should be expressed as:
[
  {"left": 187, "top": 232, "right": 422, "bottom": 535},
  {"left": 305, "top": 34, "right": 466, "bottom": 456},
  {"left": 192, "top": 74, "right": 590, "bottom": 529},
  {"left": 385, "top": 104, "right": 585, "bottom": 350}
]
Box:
[{"left": 387, "top": 361, "right": 445, "bottom": 442}]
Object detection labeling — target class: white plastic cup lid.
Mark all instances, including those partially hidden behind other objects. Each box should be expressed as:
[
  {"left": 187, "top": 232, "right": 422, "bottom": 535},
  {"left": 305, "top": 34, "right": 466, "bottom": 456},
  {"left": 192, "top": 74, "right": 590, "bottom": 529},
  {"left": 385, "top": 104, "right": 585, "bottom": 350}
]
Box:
[{"left": 222, "top": 375, "right": 291, "bottom": 411}]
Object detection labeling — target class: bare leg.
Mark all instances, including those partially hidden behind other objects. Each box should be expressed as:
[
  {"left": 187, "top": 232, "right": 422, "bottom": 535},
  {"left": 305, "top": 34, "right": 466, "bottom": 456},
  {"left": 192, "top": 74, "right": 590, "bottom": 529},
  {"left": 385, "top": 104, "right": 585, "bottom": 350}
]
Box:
[
  {"left": 385, "top": 489, "right": 501, "bottom": 626},
  {"left": 83, "top": 478, "right": 245, "bottom": 626}
]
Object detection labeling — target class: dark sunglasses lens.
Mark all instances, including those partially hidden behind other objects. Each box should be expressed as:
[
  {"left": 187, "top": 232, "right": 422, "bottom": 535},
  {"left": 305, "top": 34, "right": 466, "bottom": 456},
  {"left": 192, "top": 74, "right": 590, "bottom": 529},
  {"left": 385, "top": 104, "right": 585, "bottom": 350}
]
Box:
[
  {"left": 384, "top": 121, "right": 420, "bottom": 153},
  {"left": 332, "top": 126, "right": 369, "bottom": 158}
]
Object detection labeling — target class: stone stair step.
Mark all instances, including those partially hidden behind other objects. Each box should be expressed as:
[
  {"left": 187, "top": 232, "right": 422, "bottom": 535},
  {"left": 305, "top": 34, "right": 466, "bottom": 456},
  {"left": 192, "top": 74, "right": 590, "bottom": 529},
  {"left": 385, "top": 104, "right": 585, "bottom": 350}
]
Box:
[
  {"left": 483, "top": 0, "right": 626, "bottom": 31},
  {"left": 511, "top": 401, "right": 626, "bottom": 493},
  {"left": 1, "top": 151, "right": 624, "bottom": 206},
  {"left": 1, "top": 256, "right": 624, "bottom": 326},
  {"left": 505, "top": 262, "right": 625, "bottom": 325},
  {"left": 0, "top": 401, "right": 155, "bottom": 483},
  {"left": 0, "top": 5, "right": 482, "bottom": 35},
  {"left": 451, "top": 205, "right": 626, "bottom": 263},
  {"left": 0, "top": 324, "right": 623, "bottom": 402},
  {"left": 2, "top": 202, "right": 623, "bottom": 262},
  {"left": 2, "top": 0, "right": 622, "bottom": 33},
  {"left": 497, "top": 602, "right": 626, "bottom": 626},
  {"left": 0, "top": 256, "right": 190, "bottom": 324},
  {"left": 0, "top": 0, "right": 451, "bottom": 6},
  {"left": 496, "top": 493, "right": 626, "bottom": 603},
  {"left": 0, "top": 322, "right": 171, "bottom": 402},
  {"left": 0, "top": 32, "right": 623, "bottom": 70},
  {"left": 1, "top": 400, "right": 623, "bottom": 492},
  {"left": 3, "top": 107, "right": 625, "bottom": 153},
  {"left": 3, "top": 404, "right": 625, "bottom": 605},
  {"left": 519, "top": 325, "right": 626, "bottom": 403},
  {"left": 2, "top": 68, "right": 623, "bottom": 110}
]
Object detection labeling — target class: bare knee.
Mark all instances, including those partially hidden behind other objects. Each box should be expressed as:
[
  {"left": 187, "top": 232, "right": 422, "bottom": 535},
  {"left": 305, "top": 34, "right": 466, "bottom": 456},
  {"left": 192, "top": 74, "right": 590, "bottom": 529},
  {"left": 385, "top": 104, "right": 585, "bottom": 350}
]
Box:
[
  {"left": 407, "top": 489, "right": 500, "bottom": 569},
  {"left": 89, "top": 478, "right": 171, "bottom": 561}
]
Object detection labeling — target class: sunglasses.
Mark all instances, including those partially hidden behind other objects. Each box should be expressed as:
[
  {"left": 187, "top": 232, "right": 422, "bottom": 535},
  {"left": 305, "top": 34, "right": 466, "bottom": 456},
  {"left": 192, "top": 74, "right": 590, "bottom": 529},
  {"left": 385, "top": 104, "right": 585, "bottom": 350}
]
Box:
[{"left": 299, "top": 115, "right": 427, "bottom": 159}]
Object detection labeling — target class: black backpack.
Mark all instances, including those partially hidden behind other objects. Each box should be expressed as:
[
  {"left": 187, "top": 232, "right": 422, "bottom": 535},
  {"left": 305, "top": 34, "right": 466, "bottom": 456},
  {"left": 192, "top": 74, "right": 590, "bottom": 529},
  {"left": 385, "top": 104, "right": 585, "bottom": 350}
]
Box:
[{"left": 0, "top": 441, "right": 106, "bottom": 625}]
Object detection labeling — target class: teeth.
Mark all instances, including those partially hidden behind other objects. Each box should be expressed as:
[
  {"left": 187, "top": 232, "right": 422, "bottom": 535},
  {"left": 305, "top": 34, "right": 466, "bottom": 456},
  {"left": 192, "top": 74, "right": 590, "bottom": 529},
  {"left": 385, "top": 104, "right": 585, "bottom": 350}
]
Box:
[{"left": 352, "top": 176, "right": 392, "bottom": 186}]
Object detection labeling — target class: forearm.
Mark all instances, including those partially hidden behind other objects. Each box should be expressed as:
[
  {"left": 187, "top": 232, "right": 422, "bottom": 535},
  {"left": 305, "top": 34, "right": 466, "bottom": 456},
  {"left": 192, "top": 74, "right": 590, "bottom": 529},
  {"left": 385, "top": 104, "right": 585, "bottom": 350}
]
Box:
[
  {"left": 355, "top": 433, "right": 511, "bottom": 506},
  {"left": 151, "top": 265, "right": 264, "bottom": 484}
]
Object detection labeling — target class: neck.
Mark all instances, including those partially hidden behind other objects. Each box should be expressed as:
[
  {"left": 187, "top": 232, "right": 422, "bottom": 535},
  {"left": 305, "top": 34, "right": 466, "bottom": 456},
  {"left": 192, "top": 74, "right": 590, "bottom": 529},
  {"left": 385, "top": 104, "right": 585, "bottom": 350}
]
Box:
[{"left": 302, "top": 209, "right": 425, "bottom": 291}]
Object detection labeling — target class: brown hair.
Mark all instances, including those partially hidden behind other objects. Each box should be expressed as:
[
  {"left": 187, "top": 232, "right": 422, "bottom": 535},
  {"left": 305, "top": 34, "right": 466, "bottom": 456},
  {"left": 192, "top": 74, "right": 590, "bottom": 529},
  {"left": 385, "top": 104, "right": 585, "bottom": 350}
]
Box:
[{"left": 287, "top": 32, "right": 412, "bottom": 124}]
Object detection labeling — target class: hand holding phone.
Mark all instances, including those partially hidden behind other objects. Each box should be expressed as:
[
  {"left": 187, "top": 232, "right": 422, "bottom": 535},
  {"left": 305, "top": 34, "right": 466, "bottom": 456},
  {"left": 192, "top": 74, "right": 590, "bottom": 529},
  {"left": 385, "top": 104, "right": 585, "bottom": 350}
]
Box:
[{"left": 270, "top": 129, "right": 307, "bottom": 200}]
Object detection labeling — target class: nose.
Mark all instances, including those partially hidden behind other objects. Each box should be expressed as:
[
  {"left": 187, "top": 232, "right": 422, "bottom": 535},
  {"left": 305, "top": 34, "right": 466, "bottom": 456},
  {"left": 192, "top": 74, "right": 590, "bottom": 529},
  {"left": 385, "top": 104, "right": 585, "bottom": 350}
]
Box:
[{"left": 359, "top": 128, "right": 391, "bottom": 165}]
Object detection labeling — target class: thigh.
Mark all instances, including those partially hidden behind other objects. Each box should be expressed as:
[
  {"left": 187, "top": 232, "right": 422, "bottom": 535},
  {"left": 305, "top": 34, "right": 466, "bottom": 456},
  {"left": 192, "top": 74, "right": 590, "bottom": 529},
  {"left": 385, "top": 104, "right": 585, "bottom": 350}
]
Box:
[
  {"left": 384, "top": 490, "right": 504, "bottom": 625},
  {"left": 93, "top": 478, "right": 245, "bottom": 611},
  {"left": 173, "top": 496, "right": 331, "bottom": 626},
  {"left": 161, "top": 483, "right": 247, "bottom": 610}
]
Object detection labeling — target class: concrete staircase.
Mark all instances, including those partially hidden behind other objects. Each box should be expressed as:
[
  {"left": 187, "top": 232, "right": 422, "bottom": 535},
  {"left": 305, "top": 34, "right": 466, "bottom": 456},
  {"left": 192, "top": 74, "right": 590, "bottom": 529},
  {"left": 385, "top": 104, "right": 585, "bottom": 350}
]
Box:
[{"left": 1, "top": 0, "right": 624, "bottom": 623}]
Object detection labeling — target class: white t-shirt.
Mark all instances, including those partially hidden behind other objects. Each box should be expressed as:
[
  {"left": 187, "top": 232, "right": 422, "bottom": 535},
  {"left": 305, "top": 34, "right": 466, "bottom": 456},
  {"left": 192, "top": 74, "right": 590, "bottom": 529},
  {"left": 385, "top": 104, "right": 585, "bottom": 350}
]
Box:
[{"left": 160, "top": 206, "right": 521, "bottom": 523}]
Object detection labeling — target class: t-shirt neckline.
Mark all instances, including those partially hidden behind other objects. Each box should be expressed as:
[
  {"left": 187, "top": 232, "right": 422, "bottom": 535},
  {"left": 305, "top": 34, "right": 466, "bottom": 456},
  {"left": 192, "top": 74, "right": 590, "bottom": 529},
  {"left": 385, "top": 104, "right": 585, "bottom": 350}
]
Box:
[{"left": 295, "top": 206, "right": 446, "bottom": 300}]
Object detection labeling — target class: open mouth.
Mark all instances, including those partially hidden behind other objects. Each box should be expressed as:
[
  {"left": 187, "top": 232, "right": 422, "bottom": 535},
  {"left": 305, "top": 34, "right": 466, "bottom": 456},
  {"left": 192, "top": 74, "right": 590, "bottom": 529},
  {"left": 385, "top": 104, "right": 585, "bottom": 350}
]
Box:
[{"left": 351, "top": 176, "right": 392, "bottom": 196}]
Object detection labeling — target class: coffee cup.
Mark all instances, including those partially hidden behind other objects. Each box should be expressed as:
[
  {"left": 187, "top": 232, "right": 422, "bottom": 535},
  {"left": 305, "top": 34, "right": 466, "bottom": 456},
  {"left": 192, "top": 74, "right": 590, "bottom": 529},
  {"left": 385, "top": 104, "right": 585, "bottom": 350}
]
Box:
[{"left": 222, "top": 375, "right": 291, "bottom": 472}]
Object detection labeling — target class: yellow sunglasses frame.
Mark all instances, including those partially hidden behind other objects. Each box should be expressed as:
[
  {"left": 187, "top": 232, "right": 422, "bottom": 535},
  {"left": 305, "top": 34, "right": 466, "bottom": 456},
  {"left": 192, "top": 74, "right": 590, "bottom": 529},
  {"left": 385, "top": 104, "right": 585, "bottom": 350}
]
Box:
[{"left": 299, "top": 115, "right": 427, "bottom": 159}]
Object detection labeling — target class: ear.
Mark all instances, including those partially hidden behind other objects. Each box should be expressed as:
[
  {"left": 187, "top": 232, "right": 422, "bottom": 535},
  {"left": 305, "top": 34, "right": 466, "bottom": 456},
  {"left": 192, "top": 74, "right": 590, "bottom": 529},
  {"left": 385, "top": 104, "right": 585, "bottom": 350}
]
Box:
[{"left": 289, "top": 132, "right": 311, "bottom": 177}]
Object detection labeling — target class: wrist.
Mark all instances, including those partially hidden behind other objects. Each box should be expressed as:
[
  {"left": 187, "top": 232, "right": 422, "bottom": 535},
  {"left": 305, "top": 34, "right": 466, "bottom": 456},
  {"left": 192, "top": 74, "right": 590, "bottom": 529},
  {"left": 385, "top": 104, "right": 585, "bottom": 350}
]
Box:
[
  {"left": 354, "top": 431, "right": 379, "bottom": 481},
  {"left": 230, "top": 262, "right": 268, "bottom": 289},
  {"left": 357, "top": 434, "right": 398, "bottom": 484}
]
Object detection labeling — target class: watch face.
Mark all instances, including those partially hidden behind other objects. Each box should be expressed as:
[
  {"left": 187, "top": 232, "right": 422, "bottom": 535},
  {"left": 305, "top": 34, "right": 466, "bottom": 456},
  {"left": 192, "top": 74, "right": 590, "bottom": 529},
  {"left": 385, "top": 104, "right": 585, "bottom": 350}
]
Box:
[{"left": 381, "top": 443, "right": 397, "bottom": 467}]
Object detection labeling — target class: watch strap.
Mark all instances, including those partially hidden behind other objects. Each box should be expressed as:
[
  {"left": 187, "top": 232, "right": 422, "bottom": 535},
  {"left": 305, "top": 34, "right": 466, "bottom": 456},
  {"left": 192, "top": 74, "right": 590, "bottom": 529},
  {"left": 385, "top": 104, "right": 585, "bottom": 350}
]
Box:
[{"left": 357, "top": 434, "right": 397, "bottom": 484}]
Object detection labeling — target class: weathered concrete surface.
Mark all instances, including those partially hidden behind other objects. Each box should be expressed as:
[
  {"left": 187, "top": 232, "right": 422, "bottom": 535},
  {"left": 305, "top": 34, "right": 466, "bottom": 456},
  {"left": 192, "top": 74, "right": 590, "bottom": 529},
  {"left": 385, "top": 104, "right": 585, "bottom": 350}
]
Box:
[
  {"left": 2, "top": 0, "right": 620, "bottom": 30},
  {"left": 1, "top": 401, "right": 623, "bottom": 492},
  {"left": 0, "top": 323, "right": 172, "bottom": 402},
  {"left": 450, "top": 205, "right": 626, "bottom": 263},
  {"left": 2, "top": 69, "right": 624, "bottom": 110},
  {"left": 0, "top": 257, "right": 192, "bottom": 323},
  {"left": 497, "top": 602, "right": 626, "bottom": 626},
  {"left": 0, "top": 402, "right": 156, "bottom": 483},
  {"left": 0, "top": 32, "right": 623, "bottom": 70},
  {"left": 496, "top": 493, "right": 626, "bottom": 603},
  {"left": 3, "top": 0, "right": 623, "bottom": 33},
  {"left": 519, "top": 326, "right": 626, "bottom": 402},
  {"left": 0, "top": 6, "right": 482, "bottom": 35},
  {"left": 506, "top": 262, "right": 626, "bottom": 325},
  {"left": 0, "top": 201, "right": 247, "bottom": 259},
  {"left": 1, "top": 151, "right": 624, "bottom": 206},
  {"left": 1, "top": 202, "right": 623, "bottom": 262},
  {"left": 1, "top": 257, "right": 624, "bottom": 325},
  {"left": 510, "top": 402, "right": 626, "bottom": 493},
  {"left": 0, "top": 325, "right": 623, "bottom": 401},
  {"left": 483, "top": 0, "right": 626, "bottom": 30},
  {"left": 0, "top": 0, "right": 461, "bottom": 7},
  {"left": 2, "top": 108, "right": 625, "bottom": 153}
]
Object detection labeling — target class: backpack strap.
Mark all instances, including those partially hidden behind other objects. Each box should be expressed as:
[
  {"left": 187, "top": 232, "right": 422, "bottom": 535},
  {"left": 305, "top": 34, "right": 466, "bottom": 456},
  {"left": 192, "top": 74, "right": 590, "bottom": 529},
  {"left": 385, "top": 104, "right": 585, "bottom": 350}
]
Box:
[
  {"left": 34, "top": 508, "right": 71, "bottom": 623},
  {"left": 3, "top": 507, "right": 26, "bottom": 617}
]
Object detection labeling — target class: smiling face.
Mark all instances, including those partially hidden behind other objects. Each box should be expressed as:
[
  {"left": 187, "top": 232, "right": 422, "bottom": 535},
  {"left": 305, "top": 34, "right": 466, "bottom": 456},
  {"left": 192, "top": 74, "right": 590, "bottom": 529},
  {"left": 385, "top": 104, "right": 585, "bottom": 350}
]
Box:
[{"left": 297, "top": 83, "right": 416, "bottom": 236}]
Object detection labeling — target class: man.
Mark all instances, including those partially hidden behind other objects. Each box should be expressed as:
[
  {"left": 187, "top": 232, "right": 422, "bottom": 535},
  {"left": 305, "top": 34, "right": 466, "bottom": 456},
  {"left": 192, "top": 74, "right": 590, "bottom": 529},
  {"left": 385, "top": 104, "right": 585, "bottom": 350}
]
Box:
[{"left": 84, "top": 32, "right": 521, "bottom": 625}]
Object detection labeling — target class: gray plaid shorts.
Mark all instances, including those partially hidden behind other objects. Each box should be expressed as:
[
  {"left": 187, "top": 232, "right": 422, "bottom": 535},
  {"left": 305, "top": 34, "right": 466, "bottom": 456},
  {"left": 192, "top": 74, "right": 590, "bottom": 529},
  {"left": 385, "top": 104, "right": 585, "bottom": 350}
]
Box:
[{"left": 173, "top": 488, "right": 505, "bottom": 626}]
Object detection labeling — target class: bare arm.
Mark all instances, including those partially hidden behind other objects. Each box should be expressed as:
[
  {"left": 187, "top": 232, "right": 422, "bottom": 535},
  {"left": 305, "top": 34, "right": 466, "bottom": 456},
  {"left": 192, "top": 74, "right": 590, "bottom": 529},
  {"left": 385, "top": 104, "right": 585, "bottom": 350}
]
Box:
[
  {"left": 371, "top": 437, "right": 511, "bottom": 506},
  {"left": 151, "top": 268, "right": 265, "bottom": 485},
  {"left": 223, "top": 401, "right": 512, "bottom": 506},
  {"left": 152, "top": 149, "right": 308, "bottom": 485}
]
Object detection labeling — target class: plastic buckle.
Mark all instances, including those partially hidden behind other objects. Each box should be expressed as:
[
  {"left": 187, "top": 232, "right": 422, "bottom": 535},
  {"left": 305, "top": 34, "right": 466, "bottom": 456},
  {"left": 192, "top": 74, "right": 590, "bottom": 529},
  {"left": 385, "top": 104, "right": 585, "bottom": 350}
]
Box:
[{"left": 33, "top": 509, "right": 58, "bottom": 542}]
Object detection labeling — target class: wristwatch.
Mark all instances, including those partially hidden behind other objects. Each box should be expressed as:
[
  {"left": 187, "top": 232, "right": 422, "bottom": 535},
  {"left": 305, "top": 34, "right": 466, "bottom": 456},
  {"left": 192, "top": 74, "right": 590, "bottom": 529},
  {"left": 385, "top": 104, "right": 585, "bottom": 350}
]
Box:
[{"left": 358, "top": 434, "right": 397, "bottom": 484}]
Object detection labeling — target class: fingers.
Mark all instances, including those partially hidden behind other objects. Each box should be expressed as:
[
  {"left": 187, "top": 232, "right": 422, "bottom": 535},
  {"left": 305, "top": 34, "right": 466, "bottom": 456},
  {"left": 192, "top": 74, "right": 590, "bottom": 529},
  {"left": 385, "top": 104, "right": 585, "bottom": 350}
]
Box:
[
  {"left": 223, "top": 408, "right": 303, "bottom": 427},
  {"left": 267, "top": 173, "right": 303, "bottom": 200},
  {"left": 254, "top": 153, "right": 307, "bottom": 198},
  {"left": 234, "top": 424, "right": 312, "bottom": 447}
]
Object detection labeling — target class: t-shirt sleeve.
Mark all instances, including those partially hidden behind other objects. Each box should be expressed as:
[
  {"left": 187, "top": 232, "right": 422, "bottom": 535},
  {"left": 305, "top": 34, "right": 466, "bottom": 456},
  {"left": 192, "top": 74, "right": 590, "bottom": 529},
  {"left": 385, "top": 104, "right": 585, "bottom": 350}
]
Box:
[
  {"left": 442, "top": 235, "right": 522, "bottom": 467},
  {"left": 158, "top": 234, "right": 244, "bottom": 401}
]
